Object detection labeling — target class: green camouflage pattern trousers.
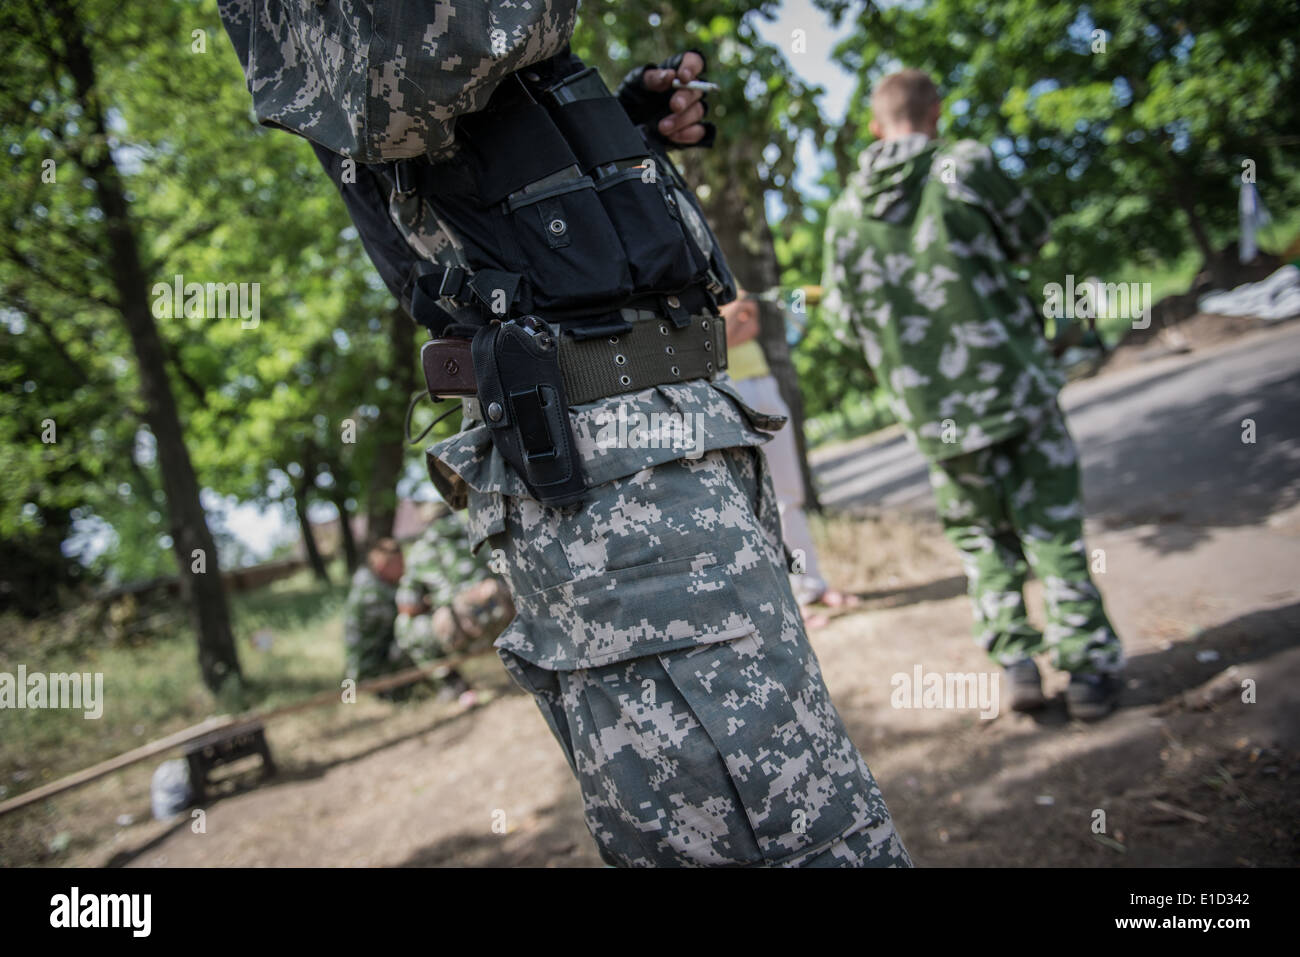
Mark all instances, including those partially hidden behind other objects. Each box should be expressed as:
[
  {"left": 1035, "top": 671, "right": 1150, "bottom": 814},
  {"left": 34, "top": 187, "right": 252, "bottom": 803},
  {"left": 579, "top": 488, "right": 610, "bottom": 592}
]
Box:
[
  {"left": 396, "top": 578, "right": 515, "bottom": 663},
  {"left": 928, "top": 402, "right": 1123, "bottom": 675},
  {"left": 428, "top": 357, "right": 911, "bottom": 867}
]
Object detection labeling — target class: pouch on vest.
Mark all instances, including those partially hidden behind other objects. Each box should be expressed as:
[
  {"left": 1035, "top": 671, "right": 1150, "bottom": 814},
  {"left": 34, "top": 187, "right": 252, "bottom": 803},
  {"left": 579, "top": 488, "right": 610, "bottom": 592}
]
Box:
[
  {"left": 662, "top": 159, "right": 739, "bottom": 305},
  {"left": 541, "top": 67, "right": 709, "bottom": 293},
  {"left": 456, "top": 78, "right": 634, "bottom": 316},
  {"left": 545, "top": 65, "right": 739, "bottom": 307}
]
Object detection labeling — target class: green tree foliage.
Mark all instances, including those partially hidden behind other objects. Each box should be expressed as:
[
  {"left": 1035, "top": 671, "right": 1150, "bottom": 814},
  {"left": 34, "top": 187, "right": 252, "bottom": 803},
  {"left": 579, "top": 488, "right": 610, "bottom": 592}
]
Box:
[
  {"left": 0, "top": 0, "right": 435, "bottom": 686},
  {"left": 4, "top": 0, "right": 1296, "bottom": 629},
  {"left": 792, "top": 0, "right": 1300, "bottom": 422},
  {"left": 820, "top": 0, "right": 1300, "bottom": 283}
]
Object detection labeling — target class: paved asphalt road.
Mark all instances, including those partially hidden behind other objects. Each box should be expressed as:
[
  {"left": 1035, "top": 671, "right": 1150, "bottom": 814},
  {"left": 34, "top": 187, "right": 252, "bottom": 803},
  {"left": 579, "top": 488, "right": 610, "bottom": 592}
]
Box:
[{"left": 812, "top": 321, "right": 1300, "bottom": 538}]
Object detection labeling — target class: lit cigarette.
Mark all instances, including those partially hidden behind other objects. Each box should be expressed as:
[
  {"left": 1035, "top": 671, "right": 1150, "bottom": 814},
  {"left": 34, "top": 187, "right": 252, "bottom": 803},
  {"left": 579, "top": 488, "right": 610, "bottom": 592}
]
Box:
[{"left": 671, "top": 79, "right": 719, "bottom": 92}]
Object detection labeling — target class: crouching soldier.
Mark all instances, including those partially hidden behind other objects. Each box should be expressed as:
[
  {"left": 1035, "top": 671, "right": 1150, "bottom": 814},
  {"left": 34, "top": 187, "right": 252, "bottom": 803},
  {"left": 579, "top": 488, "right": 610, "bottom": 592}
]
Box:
[{"left": 395, "top": 503, "right": 514, "bottom": 701}]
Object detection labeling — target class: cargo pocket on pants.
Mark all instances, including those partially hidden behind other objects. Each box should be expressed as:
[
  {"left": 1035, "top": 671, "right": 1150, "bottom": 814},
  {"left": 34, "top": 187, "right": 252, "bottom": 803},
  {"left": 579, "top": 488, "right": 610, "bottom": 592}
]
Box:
[
  {"left": 551, "top": 646, "right": 768, "bottom": 867},
  {"left": 657, "top": 631, "right": 867, "bottom": 864}
]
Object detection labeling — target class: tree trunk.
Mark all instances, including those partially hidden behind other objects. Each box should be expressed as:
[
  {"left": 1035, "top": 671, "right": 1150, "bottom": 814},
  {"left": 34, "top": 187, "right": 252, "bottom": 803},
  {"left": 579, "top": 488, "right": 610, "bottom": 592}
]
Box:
[
  {"left": 695, "top": 151, "right": 823, "bottom": 512},
  {"left": 755, "top": 301, "right": 823, "bottom": 513},
  {"left": 330, "top": 488, "right": 360, "bottom": 575},
  {"left": 694, "top": 148, "right": 780, "bottom": 292},
  {"left": 365, "top": 307, "right": 418, "bottom": 542},
  {"left": 293, "top": 485, "right": 330, "bottom": 584},
  {"left": 61, "top": 4, "right": 240, "bottom": 691},
  {"left": 1175, "top": 188, "right": 1216, "bottom": 268}
]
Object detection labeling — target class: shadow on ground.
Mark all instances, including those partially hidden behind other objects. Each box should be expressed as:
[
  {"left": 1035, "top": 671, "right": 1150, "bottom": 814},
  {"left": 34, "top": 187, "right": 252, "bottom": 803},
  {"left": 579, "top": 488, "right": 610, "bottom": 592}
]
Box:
[
  {"left": 396, "top": 797, "right": 596, "bottom": 868},
  {"left": 818, "top": 363, "right": 1300, "bottom": 558},
  {"left": 100, "top": 679, "right": 530, "bottom": 868},
  {"left": 1082, "top": 369, "right": 1300, "bottom": 553},
  {"left": 858, "top": 601, "right": 1300, "bottom": 867}
]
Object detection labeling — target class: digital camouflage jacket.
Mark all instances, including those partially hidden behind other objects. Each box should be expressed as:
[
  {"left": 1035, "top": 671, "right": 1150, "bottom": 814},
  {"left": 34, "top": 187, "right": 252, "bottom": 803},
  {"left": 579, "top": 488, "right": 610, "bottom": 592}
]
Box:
[{"left": 217, "top": 0, "right": 579, "bottom": 162}]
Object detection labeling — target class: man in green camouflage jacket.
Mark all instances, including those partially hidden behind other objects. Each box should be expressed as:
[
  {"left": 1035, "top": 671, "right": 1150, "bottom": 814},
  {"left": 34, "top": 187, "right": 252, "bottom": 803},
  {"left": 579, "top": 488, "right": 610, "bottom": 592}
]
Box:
[
  {"left": 343, "top": 538, "right": 404, "bottom": 684},
  {"left": 822, "top": 69, "right": 1123, "bottom": 720}
]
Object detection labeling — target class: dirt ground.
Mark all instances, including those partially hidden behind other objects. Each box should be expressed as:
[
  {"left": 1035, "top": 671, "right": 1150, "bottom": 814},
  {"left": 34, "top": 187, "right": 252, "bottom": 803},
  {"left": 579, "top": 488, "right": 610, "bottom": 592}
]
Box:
[
  {"left": 1098, "top": 311, "right": 1286, "bottom": 374},
  {"left": 11, "top": 320, "right": 1300, "bottom": 869}
]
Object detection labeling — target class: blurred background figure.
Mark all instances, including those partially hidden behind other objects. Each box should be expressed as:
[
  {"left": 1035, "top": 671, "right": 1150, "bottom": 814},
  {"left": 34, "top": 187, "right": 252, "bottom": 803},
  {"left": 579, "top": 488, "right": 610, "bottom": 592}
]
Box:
[
  {"left": 394, "top": 503, "right": 514, "bottom": 705},
  {"left": 822, "top": 69, "right": 1123, "bottom": 719},
  {"left": 343, "top": 538, "right": 404, "bottom": 686},
  {"left": 720, "top": 290, "right": 858, "bottom": 628}
]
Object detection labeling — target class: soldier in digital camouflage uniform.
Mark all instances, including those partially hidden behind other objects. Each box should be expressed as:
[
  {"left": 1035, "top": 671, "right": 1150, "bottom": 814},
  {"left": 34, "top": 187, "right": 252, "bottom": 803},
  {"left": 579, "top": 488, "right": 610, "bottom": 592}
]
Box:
[
  {"left": 822, "top": 70, "right": 1123, "bottom": 720},
  {"left": 428, "top": 358, "right": 909, "bottom": 866},
  {"left": 394, "top": 503, "right": 513, "bottom": 699},
  {"left": 343, "top": 538, "right": 404, "bottom": 683},
  {"left": 219, "top": 0, "right": 910, "bottom": 866}
]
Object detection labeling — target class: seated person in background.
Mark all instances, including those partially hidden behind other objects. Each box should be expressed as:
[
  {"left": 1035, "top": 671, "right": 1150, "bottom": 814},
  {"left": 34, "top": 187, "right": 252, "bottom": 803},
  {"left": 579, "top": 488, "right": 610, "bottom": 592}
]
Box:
[
  {"left": 395, "top": 502, "right": 514, "bottom": 705},
  {"left": 343, "top": 538, "right": 405, "bottom": 685}
]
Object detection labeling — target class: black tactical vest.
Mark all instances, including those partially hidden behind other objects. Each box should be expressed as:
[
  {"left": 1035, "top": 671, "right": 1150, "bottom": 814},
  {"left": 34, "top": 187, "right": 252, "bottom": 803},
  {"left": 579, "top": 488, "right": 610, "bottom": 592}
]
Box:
[
  {"left": 312, "top": 49, "right": 739, "bottom": 507},
  {"left": 390, "top": 50, "right": 737, "bottom": 341}
]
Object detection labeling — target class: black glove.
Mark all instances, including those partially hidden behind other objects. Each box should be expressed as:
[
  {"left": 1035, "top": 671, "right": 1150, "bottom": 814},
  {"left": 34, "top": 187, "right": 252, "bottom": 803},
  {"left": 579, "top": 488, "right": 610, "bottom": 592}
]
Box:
[{"left": 616, "top": 49, "right": 717, "bottom": 150}]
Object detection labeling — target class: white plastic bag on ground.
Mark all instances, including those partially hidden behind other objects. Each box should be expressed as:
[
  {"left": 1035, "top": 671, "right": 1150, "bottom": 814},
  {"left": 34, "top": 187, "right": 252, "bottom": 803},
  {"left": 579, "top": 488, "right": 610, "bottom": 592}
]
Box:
[
  {"left": 150, "top": 759, "right": 193, "bottom": 820},
  {"left": 1198, "top": 265, "right": 1300, "bottom": 321}
]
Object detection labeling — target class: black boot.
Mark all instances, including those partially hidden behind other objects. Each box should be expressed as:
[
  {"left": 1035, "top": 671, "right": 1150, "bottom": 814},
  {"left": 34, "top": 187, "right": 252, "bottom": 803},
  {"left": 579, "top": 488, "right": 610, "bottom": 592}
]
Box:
[
  {"left": 1005, "top": 658, "right": 1046, "bottom": 713},
  {"left": 1066, "top": 671, "right": 1121, "bottom": 721}
]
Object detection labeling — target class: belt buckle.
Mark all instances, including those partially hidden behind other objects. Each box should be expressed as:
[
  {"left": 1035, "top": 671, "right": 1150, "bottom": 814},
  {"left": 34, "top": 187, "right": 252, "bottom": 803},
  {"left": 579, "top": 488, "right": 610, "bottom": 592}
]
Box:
[{"left": 438, "top": 266, "right": 467, "bottom": 299}]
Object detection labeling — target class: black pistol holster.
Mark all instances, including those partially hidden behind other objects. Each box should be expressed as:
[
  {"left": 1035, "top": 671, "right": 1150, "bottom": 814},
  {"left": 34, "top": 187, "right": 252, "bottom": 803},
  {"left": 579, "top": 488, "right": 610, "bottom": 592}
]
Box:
[{"left": 471, "top": 316, "right": 587, "bottom": 507}]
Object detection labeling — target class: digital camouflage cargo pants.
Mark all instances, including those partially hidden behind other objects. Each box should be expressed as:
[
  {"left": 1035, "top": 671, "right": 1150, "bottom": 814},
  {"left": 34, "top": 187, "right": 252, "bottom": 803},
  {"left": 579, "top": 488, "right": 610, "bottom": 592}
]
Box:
[
  {"left": 928, "top": 402, "right": 1123, "bottom": 675},
  {"left": 489, "top": 445, "right": 911, "bottom": 867}
]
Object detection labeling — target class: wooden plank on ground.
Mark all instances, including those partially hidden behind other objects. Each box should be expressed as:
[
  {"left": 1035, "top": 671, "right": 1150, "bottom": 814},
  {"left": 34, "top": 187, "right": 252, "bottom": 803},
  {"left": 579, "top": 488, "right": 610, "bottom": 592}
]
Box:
[{"left": 0, "top": 651, "right": 481, "bottom": 817}]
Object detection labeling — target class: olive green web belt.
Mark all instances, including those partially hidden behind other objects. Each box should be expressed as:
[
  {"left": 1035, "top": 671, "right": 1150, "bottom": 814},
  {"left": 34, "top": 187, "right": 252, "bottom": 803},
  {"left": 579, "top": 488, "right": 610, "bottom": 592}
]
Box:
[{"left": 553, "top": 312, "right": 729, "bottom": 407}]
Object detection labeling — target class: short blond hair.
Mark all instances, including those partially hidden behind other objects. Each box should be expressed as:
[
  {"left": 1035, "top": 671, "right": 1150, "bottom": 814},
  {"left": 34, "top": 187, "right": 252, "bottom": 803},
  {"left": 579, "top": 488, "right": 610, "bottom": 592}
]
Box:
[{"left": 870, "top": 69, "right": 941, "bottom": 130}]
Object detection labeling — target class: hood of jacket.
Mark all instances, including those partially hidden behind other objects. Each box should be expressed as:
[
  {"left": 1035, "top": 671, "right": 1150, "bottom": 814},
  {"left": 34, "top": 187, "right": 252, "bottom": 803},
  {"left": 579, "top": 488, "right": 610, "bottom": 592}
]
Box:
[{"left": 851, "top": 132, "right": 942, "bottom": 223}]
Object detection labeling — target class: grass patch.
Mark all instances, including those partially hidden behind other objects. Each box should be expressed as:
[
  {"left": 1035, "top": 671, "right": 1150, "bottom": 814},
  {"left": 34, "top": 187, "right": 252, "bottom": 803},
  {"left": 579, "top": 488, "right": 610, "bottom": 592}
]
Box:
[
  {"left": 0, "top": 564, "right": 349, "bottom": 808},
  {"left": 812, "top": 507, "right": 954, "bottom": 595}
]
